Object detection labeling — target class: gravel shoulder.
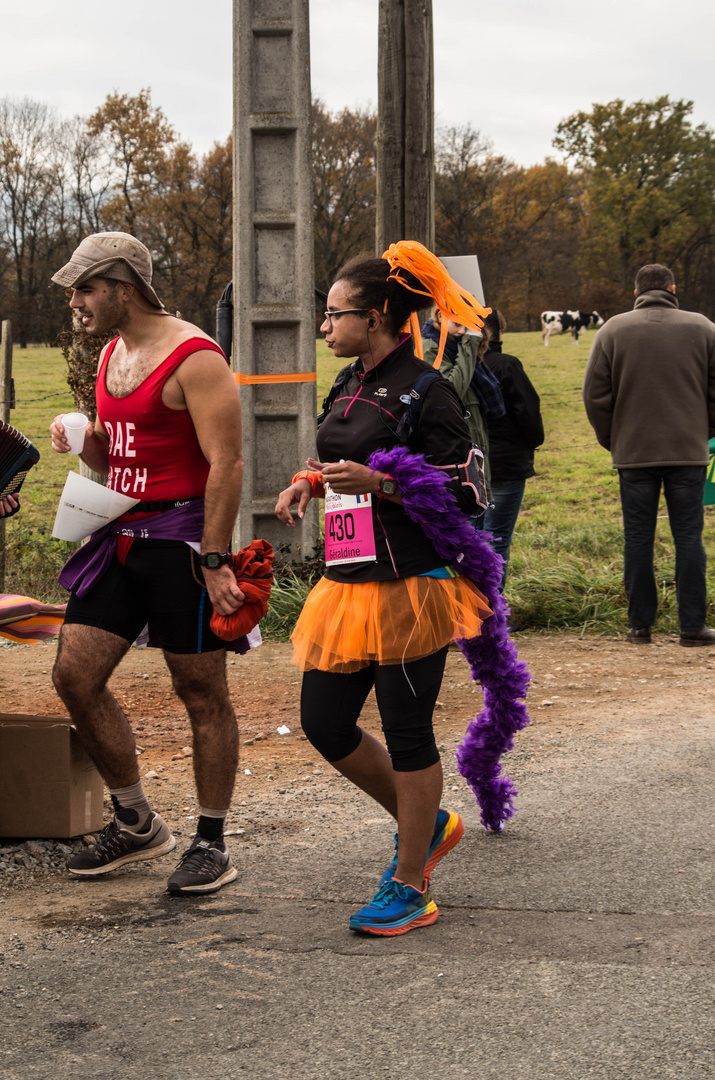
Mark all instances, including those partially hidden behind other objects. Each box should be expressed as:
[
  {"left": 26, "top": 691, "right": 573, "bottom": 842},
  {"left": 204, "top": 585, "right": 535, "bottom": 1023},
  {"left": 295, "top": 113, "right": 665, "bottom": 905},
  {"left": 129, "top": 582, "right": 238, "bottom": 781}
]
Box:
[
  {"left": 2, "top": 632, "right": 715, "bottom": 1079},
  {"left": 2, "top": 630, "right": 712, "bottom": 902}
]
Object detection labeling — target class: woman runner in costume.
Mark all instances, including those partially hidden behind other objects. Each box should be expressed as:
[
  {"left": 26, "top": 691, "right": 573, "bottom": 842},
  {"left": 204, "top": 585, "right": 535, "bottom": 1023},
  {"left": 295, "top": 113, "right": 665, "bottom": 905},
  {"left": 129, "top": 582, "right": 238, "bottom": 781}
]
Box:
[{"left": 275, "top": 243, "right": 497, "bottom": 936}]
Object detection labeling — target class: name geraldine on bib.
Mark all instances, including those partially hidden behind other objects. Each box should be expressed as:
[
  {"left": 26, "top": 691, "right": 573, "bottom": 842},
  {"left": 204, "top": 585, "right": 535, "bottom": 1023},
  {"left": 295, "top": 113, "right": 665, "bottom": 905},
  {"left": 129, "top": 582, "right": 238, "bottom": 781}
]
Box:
[{"left": 324, "top": 486, "right": 378, "bottom": 567}]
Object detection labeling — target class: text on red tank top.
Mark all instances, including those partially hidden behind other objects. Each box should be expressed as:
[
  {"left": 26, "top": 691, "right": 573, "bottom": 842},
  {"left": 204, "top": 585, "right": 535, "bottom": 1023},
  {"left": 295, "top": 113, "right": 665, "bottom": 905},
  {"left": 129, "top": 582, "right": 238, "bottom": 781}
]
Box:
[{"left": 96, "top": 336, "right": 228, "bottom": 502}]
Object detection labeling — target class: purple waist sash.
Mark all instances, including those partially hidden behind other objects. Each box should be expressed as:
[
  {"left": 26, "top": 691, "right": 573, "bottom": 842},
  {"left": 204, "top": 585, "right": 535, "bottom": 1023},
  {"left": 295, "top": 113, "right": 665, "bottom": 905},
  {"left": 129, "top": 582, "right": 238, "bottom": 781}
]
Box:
[{"left": 59, "top": 500, "right": 205, "bottom": 598}]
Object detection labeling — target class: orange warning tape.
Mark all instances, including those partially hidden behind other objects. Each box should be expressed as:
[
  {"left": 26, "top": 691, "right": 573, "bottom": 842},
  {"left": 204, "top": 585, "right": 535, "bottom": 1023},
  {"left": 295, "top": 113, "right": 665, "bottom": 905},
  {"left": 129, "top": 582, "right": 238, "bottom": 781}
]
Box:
[{"left": 234, "top": 372, "right": 317, "bottom": 385}]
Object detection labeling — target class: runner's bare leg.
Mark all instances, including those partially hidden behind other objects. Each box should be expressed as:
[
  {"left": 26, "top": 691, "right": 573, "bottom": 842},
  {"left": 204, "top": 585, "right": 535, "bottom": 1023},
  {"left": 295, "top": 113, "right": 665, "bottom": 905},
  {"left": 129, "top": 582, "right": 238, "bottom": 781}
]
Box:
[
  {"left": 52, "top": 624, "right": 137, "bottom": 787},
  {"left": 331, "top": 734, "right": 442, "bottom": 890},
  {"left": 163, "top": 650, "right": 238, "bottom": 810}
]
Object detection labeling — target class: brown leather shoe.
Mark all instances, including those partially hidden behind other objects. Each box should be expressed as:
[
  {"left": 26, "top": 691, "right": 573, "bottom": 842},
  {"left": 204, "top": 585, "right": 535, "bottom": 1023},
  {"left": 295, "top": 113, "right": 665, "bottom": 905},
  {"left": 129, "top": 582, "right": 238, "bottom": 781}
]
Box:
[
  {"left": 679, "top": 628, "right": 715, "bottom": 647},
  {"left": 626, "top": 627, "right": 652, "bottom": 644}
]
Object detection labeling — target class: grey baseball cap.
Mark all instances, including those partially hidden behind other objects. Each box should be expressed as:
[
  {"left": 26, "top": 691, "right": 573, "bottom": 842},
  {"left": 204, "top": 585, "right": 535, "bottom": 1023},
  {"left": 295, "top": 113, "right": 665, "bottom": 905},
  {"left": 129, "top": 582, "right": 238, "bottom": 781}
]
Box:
[{"left": 52, "top": 232, "right": 166, "bottom": 309}]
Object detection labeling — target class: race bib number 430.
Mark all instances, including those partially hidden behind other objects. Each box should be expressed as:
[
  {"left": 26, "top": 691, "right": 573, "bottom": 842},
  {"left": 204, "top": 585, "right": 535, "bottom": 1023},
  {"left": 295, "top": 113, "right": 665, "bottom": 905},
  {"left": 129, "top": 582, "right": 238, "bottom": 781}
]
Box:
[{"left": 324, "top": 485, "right": 377, "bottom": 567}]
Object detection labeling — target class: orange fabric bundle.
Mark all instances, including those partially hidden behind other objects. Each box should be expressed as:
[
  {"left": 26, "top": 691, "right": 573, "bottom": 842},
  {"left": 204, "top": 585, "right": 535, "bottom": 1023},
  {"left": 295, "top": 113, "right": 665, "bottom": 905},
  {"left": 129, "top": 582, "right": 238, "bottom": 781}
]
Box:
[
  {"left": 209, "top": 539, "right": 274, "bottom": 641},
  {"left": 383, "top": 240, "right": 491, "bottom": 368}
]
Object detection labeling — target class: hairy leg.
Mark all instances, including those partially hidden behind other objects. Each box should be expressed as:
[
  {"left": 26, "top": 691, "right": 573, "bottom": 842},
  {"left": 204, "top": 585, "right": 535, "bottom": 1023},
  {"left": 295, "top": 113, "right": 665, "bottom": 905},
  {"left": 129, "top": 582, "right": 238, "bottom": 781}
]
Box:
[
  {"left": 52, "top": 624, "right": 136, "bottom": 788},
  {"left": 163, "top": 650, "right": 238, "bottom": 811}
]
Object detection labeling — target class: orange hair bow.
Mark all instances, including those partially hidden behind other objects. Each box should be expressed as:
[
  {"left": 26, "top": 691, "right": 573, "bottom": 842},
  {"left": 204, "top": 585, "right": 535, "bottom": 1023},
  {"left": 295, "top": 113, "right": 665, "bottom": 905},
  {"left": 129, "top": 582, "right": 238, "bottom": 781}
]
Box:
[{"left": 381, "top": 240, "right": 491, "bottom": 368}]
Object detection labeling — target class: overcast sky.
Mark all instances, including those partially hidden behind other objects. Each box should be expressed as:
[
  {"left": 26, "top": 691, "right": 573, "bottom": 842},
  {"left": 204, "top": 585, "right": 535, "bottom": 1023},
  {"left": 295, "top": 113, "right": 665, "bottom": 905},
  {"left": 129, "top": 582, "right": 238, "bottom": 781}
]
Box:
[{"left": 1, "top": 0, "right": 712, "bottom": 166}]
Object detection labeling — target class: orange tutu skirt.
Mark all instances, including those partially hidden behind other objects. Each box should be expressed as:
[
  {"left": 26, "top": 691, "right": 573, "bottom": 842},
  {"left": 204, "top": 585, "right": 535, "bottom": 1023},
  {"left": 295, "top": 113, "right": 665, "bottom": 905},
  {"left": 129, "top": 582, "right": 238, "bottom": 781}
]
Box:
[{"left": 291, "top": 575, "right": 491, "bottom": 673}]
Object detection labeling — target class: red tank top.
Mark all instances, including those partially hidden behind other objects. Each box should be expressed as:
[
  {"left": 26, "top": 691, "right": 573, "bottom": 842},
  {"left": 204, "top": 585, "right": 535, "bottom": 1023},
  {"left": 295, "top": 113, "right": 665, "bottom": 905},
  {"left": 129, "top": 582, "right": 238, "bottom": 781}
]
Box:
[{"left": 96, "top": 336, "right": 228, "bottom": 502}]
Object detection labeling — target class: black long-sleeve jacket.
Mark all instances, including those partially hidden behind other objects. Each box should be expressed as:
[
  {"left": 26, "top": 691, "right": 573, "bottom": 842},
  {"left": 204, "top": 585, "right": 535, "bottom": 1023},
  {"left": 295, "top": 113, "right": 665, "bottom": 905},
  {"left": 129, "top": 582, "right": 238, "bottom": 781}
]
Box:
[
  {"left": 482, "top": 343, "right": 544, "bottom": 482},
  {"left": 317, "top": 336, "right": 476, "bottom": 582}
]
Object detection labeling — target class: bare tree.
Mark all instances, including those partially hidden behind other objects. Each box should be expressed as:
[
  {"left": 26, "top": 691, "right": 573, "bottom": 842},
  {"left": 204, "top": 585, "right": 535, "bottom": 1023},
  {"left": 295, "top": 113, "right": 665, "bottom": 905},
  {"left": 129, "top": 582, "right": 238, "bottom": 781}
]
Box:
[
  {"left": 63, "top": 117, "right": 114, "bottom": 241},
  {"left": 312, "top": 99, "right": 377, "bottom": 290},
  {"left": 0, "top": 97, "right": 65, "bottom": 345}
]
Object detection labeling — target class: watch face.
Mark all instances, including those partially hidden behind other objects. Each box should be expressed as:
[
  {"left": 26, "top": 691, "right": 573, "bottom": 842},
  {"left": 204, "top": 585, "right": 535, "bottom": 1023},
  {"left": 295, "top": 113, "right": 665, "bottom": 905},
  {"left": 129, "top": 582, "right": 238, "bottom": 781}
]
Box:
[{"left": 380, "top": 477, "right": 398, "bottom": 496}]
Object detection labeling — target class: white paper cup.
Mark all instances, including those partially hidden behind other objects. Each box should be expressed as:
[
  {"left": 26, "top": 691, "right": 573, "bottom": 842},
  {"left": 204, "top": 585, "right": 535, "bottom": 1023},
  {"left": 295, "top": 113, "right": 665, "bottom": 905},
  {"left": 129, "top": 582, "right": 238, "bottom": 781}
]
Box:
[{"left": 62, "top": 412, "right": 89, "bottom": 454}]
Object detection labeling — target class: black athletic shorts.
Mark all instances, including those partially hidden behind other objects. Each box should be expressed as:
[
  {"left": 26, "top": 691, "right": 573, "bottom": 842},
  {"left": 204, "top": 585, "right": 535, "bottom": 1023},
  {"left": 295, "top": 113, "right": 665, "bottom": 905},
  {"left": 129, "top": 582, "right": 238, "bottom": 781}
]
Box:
[{"left": 63, "top": 539, "right": 226, "bottom": 654}]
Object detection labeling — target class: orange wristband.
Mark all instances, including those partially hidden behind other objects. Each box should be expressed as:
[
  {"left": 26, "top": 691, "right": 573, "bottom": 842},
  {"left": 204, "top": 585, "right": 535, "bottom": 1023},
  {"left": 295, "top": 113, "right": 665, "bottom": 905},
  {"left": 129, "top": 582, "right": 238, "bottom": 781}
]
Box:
[{"left": 291, "top": 469, "right": 325, "bottom": 499}]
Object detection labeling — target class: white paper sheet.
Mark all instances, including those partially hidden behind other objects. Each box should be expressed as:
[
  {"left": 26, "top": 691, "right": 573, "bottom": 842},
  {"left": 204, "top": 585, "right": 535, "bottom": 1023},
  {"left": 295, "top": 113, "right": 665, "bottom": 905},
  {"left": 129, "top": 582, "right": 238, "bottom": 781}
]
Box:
[
  {"left": 440, "top": 254, "right": 486, "bottom": 307},
  {"left": 52, "top": 472, "right": 140, "bottom": 541}
]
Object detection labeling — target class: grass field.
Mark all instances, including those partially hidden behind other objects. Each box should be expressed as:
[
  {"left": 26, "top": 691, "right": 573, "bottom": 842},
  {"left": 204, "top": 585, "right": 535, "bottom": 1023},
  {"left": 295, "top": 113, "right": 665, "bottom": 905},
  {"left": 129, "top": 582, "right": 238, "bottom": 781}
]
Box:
[{"left": 3, "top": 332, "right": 714, "bottom": 634}]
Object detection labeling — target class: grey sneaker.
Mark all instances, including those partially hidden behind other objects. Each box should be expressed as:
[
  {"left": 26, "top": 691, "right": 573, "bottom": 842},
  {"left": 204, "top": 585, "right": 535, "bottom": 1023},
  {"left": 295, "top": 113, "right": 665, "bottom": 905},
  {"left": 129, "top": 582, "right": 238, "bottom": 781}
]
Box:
[
  {"left": 167, "top": 837, "right": 238, "bottom": 896},
  {"left": 68, "top": 813, "right": 176, "bottom": 876}
]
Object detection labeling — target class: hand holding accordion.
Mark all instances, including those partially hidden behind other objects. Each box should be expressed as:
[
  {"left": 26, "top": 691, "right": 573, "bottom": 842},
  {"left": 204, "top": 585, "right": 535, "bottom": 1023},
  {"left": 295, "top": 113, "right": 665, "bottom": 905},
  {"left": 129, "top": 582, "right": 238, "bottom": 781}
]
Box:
[{"left": 0, "top": 421, "right": 40, "bottom": 519}]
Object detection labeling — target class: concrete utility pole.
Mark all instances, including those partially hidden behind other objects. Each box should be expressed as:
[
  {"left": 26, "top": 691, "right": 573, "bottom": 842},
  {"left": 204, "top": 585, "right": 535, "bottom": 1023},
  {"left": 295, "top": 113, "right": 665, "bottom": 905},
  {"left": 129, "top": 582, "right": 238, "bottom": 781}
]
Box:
[
  {"left": 232, "top": 0, "right": 318, "bottom": 560},
  {"left": 376, "top": 0, "right": 435, "bottom": 253}
]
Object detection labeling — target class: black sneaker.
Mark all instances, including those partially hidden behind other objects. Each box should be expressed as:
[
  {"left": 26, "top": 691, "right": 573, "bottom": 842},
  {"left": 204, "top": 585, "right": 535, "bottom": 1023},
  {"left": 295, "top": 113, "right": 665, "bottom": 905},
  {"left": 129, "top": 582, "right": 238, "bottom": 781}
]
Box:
[
  {"left": 680, "top": 628, "right": 715, "bottom": 647},
  {"left": 626, "top": 627, "right": 652, "bottom": 644},
  {"left": 68, "top": 813, "right": 176, "bottom": 876},
  {"left": 167, "top": 837, "right": 238, "bottom": 896}
]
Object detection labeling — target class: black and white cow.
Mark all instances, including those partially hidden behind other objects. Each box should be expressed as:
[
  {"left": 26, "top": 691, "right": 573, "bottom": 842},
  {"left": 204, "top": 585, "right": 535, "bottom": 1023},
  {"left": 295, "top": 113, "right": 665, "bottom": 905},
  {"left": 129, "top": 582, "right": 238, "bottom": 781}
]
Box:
[{"left": 540, "top": 310, "right": 604, "bottom": 345}]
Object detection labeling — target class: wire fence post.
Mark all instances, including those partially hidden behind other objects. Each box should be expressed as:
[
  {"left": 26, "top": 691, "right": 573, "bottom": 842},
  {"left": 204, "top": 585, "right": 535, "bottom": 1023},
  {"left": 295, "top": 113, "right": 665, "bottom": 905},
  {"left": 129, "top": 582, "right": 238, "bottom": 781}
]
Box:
[{"left": 0, "top": 320, "right": 13, "bottom": 590}]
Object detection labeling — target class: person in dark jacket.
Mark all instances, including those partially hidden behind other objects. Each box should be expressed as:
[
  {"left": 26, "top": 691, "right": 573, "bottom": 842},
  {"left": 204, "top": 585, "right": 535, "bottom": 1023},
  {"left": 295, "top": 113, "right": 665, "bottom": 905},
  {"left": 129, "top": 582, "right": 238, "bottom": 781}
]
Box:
[
  {"left": 583, "top": 263, "right": 715, "bottom": 646},
  {"left": 275, "top": 244, "right": 493, "bottom": 937},
  {"left": 482, "top": 310, "right": 544, "bottom": 589}
]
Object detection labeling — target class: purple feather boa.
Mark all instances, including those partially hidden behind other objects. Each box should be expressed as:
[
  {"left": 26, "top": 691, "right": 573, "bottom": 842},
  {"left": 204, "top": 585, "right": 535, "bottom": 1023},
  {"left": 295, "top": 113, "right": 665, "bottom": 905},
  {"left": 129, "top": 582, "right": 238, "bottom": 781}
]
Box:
[{"left": 368, "top": 445, "right": 531, "bottom": 830}]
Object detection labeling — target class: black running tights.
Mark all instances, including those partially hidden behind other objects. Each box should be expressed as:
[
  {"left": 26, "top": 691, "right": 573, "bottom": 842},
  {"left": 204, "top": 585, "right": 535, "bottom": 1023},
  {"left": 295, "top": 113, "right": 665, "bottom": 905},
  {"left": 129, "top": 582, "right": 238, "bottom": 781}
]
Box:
[{"left": 300, "top": 646, "right": 448, "bottom": 772}]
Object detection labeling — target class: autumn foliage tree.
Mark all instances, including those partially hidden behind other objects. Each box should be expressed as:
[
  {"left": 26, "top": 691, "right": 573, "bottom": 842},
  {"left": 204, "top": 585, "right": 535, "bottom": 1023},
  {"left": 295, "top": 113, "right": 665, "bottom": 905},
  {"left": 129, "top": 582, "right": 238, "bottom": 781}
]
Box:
[
  {"left": 87, "top": 89, "right": 176, "bottom": 234},
  {"left": 2, "top": 89, "right": 715, "bottom": 340},
  {"left": 434, "top": 126, "right": 584, "bottom": 327},
  {"left": 554, "top": 96, "right": 715, "bottom": 315},
  {"left": 85, "top": 90, "right": 233, "bottom": 328}
]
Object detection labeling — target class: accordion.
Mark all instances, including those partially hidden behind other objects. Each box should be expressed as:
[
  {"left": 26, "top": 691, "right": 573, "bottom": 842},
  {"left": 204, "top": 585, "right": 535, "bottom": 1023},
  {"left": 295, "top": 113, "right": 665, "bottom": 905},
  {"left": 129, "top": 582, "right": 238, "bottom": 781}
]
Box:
[{"left": 0, "top": 421, "right": 40, "bottom": 518}]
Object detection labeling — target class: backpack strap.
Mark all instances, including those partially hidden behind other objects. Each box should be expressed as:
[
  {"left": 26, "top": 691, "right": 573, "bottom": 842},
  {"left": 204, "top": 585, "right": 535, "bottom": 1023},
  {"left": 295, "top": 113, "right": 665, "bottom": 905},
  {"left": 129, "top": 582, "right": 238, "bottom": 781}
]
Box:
[
  {"left": 394, "top": 368, "right": 444, "bottom": 445},
  {"left": 316, "top": 362, "right": 358, "bottom": 427}
]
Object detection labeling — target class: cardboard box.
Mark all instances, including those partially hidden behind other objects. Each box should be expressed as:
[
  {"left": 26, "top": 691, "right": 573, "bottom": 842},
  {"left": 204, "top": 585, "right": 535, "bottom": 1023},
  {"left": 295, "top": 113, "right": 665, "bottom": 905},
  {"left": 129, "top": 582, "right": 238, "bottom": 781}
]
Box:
[{"left": 0, "top": 713, "right": 104, "bottom": 838}]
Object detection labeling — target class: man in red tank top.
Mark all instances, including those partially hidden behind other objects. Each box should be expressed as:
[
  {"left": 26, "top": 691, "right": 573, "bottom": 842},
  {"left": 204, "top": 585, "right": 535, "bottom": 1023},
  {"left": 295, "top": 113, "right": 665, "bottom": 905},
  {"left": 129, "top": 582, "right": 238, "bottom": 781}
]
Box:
[{"left": 49, "top": 232, "right": 246, "bottom": 896}]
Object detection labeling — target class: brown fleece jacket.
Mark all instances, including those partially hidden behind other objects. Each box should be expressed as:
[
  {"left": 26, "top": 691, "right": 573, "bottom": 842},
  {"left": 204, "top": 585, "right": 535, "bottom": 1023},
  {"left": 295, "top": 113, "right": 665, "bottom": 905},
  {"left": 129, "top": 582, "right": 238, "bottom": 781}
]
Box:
[{"left": 583, "top": 290, "right": 715, "bottom": 468}]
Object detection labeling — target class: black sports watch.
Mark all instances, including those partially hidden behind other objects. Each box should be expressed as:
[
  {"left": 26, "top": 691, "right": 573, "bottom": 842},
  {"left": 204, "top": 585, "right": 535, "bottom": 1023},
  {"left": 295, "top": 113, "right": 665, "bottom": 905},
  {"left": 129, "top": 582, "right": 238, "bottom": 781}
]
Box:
[
  {"left": 198, "top": 552, "right": 230, "bottom": 569},
  {"left": 377, "top": 473, "right": 398, "bottom": 498}
]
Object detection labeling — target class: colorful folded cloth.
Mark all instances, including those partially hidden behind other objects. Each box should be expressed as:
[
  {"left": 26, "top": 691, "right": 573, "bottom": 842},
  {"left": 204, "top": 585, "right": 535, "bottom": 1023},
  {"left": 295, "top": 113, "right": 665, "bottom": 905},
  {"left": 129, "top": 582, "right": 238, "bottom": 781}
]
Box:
[
  {"left": 0, "top": 593, "right": 66, "bottom": 643},
  {"left": 209, "top": 539, "right": 274, "bottom": 641}
]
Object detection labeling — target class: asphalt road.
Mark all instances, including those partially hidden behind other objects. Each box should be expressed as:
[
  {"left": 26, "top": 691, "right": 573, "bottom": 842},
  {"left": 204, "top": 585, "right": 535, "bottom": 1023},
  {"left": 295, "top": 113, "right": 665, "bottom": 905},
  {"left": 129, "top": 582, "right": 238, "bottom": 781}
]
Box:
[{"left": 2, "top": 656, "right": 714, "bottom": 1079}]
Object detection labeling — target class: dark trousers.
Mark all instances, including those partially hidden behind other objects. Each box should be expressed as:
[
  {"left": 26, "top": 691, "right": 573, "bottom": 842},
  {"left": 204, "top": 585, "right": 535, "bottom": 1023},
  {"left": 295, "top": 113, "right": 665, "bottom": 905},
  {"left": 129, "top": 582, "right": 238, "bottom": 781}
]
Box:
[
  {"left": 483, "top": 479, "right": 526, "bottom": 590},
  {"left": 618, "top": 466, "right": 707, "bottom": 631}
]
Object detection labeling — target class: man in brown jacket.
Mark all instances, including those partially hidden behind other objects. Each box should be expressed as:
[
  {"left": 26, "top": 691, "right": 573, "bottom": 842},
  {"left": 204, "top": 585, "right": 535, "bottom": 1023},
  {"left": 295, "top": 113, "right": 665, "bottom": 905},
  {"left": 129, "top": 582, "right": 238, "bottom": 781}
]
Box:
[{"left": 583, "top": 263, "right": 715, "bottom": 646}]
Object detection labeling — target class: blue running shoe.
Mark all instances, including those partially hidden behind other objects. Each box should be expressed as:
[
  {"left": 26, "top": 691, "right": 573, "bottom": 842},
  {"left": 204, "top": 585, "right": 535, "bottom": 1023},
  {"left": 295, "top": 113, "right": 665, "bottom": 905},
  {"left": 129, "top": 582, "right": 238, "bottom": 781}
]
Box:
[
  {"left": 350, "top": 878, "right": 439, "bottom": 936},
  {"left": 379, "top": 808, "right": 464, "bottom": 887}
]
